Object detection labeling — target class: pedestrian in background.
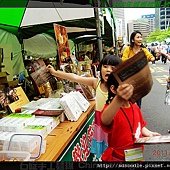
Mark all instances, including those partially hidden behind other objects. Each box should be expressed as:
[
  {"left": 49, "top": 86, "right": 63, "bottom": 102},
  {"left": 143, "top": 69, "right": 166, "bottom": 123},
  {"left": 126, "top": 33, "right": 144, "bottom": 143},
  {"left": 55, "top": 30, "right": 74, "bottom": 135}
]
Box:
[
  {"left": 150, "top": 43, "right": 157, "bottom": 64},
  {"left": 160, "top": 45, "right": 168, "bottom": 64}
]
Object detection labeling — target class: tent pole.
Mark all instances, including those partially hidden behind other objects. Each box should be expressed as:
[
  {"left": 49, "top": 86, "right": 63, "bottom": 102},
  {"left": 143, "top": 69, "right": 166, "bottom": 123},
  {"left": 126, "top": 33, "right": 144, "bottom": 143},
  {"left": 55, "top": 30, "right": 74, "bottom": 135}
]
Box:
[{"left": 94, "top": 7, "right": 103, "bottom": 61}]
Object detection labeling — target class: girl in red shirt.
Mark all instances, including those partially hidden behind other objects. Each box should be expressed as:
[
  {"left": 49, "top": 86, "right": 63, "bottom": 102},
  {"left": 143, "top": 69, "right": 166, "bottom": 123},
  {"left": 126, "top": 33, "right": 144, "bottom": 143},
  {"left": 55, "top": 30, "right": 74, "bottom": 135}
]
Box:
[{"left": 100, "top": 73, "right": 160, "bottom": 161}]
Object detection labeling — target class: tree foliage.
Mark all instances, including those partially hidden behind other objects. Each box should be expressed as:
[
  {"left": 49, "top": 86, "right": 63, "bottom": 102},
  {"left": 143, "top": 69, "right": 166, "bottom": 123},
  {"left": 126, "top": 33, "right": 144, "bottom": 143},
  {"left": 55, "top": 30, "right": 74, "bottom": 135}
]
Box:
[{"left": 146, "top": 28, "right": 170, "bottom": 43}]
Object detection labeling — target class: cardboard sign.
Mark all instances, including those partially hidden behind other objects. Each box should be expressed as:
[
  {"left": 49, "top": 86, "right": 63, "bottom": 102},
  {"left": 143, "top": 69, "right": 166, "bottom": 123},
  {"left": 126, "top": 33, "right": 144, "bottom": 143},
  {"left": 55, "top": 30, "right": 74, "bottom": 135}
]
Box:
[
  {"left": 135, "top": 135, "right": 170, "bottom": 144},
  {"left": 112, "top": 50, "right": 153, "bottom": 103},
  {"left": 8, "top": 86, "right": 29, "bottom": 112},
  {"left": 30, "top": 59, "right": 53, "bottom": 87}
]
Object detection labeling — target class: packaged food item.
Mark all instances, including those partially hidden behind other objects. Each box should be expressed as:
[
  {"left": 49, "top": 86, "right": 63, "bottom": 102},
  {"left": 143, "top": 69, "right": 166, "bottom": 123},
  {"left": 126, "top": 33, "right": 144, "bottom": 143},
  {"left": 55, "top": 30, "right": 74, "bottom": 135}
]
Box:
[
  {"left": 0, "top": 150, "right": 31, "bottom": 161},
  {"left": 112, "top": 50, "right": 153, "bottom": 103}
]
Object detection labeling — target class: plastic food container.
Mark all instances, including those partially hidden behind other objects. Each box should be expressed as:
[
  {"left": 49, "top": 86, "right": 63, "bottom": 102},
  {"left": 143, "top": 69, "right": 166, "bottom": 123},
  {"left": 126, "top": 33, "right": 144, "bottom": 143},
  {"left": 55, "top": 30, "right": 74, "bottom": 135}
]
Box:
[
  {"left": 0, "top": 151, "right": 31, "bottom": 161},
  {"left": 0, "top": 134, "right": 43, "bottom": 162}
]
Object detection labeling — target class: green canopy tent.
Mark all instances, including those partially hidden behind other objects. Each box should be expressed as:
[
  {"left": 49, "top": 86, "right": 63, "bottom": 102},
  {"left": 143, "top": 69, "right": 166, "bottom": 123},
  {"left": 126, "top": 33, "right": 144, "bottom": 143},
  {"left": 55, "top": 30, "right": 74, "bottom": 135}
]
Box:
[
  {"left": 20, "top": 16, "right": 113, "bottom": 46},
  {"left": 0, "top": 5, "right": 94, "bottom": 78},
  {"left": 0, "top": 7, "right": 27, "bottom": 80},
  {"left": 0, "top": 1, "right": 115, "bottom": 79},
  {"left": 0, "top": 1, "right": 114, "bottom": 44},
  {"left": 0, "top": 1, "right": 94, "bottom": 40},
  {"left": 0, "top": 1, "right": 27, "bottom": 79},
  {"left": 0, "top": 0, "right": 115, "bottom": 43}
]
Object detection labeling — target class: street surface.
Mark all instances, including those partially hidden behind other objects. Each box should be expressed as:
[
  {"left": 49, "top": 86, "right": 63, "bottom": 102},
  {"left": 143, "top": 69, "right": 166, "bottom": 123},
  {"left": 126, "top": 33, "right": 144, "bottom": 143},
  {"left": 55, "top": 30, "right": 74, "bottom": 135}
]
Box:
[{"left": 141, "top": 60, "right": 170, "bottom": 161}]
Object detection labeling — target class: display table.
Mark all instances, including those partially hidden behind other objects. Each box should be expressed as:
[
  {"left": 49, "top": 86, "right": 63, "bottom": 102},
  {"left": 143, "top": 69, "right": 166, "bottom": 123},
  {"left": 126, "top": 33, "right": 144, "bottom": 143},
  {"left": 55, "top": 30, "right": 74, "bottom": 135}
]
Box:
[{"left": 37, "top": 100, "right": 95, "bottom": 161}]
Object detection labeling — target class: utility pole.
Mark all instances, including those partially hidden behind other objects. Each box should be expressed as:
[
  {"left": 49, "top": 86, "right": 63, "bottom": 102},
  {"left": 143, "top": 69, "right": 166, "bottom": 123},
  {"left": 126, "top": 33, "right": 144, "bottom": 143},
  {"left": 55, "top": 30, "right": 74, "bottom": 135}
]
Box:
[
  {"left": 94, "top": 7, "right": 103, "bottom": 61},
  {"left": 110, "top": 8, "right": 118, "bottom": 56}
]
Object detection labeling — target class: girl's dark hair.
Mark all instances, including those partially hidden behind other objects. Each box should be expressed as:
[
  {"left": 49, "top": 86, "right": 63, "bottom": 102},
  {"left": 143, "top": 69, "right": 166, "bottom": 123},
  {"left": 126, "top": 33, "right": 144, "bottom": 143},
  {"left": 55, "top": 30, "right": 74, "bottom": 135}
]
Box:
[
  {"left": 130, "top": 30, "right": 145, "bottom": 48},
  {"left": 106, "top": 72, "right": 119, "bottom": 104},
  {"left": 98, "top": 54, "right": 122, "bottom": 82}
]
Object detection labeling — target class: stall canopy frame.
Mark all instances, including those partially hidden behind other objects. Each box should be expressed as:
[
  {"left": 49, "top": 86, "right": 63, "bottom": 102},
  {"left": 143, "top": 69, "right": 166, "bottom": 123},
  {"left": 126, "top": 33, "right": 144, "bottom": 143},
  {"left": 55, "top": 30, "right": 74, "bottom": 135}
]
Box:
[{"left": 0, "top": 1, "right": 114, "bottom": 46}]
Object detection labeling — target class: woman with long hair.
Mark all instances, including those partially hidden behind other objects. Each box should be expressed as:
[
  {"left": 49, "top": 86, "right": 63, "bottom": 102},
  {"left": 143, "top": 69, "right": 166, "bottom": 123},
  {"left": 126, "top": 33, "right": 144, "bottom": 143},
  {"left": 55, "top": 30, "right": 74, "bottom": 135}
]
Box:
[{"left": 122, "top": 30, "right": 155, "bottom": 62}]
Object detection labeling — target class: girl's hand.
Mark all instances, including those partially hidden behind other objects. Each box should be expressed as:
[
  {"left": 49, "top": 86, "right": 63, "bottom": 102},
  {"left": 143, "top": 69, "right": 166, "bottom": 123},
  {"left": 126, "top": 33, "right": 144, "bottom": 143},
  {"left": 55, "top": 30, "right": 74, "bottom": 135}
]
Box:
[
  {"left": 116, "top": 84, "right": 134, "bottom": 101},
  {"left": 46, "top": 65, "right": 56, "bottom": 75},
  {"left": 148, "top": 131, "right": 161, "bottom": 137},
  {"left": 142, "top": 127, "right": 161, "bottom": 137}
]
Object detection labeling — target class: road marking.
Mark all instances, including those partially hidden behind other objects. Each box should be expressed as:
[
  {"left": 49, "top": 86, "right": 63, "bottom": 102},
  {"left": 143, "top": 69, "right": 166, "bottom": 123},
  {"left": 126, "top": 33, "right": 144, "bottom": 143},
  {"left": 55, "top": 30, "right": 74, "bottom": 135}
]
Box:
[
  {"left": 154, "top": 75, "right": 169, "bottom": 78},
  {"left": 155, "top": 78, "right": 166, "bottom": 85},
  {"left": 149, "top": 64, "right": 169, "bottom": 86},
  {"left": 150, "top": 67, "right": 154, "bottom": 73},
  {"left": 154, "top": 75, "right": 168, "bottom": 86},
  {"left": 150, "top": 66, "right": 168, "bottom": 73}
]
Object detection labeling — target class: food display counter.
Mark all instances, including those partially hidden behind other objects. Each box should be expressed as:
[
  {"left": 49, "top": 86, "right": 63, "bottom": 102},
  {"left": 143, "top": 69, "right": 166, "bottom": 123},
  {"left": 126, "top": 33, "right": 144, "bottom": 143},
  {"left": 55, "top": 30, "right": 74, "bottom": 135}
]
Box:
[{"left": 36, "top": 101, "right": 95, "bottom": 161}]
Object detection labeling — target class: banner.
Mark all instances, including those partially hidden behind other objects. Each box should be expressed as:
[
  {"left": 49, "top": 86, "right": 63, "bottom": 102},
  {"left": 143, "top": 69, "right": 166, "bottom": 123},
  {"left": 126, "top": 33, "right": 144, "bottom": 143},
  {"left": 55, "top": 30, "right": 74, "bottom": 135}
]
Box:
[{"left": 54, "top": 24, "right": 71, "bottom": 65}]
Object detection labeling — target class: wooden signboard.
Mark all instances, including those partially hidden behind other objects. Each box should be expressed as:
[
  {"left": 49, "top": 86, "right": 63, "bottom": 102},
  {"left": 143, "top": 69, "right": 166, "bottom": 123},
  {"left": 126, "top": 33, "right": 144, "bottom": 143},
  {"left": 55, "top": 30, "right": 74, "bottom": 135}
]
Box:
[{"left": 8, "top": 86, "right": 30, "bottom": 112}]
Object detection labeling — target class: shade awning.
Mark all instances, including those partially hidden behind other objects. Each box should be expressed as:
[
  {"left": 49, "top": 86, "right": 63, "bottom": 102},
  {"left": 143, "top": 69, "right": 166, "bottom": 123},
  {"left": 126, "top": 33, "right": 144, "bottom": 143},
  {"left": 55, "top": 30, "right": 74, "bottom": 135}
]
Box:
[
  {"left": 20, "top": 8, "right": 94, "bottom": 27},
  {"left": 0, "top": 1, "right": 114, "bottom": 46},
  {"left": 0, "top": 1, "right": 94, "bottom": 36}
]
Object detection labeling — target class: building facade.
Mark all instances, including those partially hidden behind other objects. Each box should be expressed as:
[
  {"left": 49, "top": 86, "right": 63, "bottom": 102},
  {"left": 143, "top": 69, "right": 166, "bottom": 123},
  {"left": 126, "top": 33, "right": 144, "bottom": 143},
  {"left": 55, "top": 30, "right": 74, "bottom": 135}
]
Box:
[
  {"left": 142, "top": 14, "right": 155, "bottom": 32},
  {"left": 155, "top": 8, "right": 160, "bottom": 29},
  {"left": 112, "top": 8, "right": 126, "bottom": 40},
  {"left": 159, "top": 7, "right": 170, "bottom": 29},
  {"left": 155, "top": 0, "right": 170, "bottom": 30},
  {"left": 127, "top": 19, "right": 150, "bottom": 42}
]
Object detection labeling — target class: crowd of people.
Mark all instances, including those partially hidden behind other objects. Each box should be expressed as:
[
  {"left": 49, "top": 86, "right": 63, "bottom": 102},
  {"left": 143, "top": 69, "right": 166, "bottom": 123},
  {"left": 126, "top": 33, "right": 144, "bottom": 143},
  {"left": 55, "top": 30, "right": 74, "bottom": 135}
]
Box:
[
  {"left": 46, "top": 30, "right": 169, "bottom": 162},
  {"left": 147, "top": 42, "right": 170, "bottom": 65}
]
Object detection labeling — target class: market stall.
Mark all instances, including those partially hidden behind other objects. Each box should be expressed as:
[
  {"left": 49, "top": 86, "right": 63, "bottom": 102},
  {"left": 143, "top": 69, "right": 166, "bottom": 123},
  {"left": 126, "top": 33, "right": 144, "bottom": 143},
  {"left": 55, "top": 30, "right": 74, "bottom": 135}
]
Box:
[{"left": 0, "top": 1, "right": 115, "bottom": 162}]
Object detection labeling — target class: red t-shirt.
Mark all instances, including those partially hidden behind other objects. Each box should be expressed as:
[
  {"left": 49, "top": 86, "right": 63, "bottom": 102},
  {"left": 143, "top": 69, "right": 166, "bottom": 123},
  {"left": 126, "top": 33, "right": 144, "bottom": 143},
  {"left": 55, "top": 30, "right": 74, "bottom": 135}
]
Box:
[{"left": 101, "top": 103, "right": 146, "bottom": 161}]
